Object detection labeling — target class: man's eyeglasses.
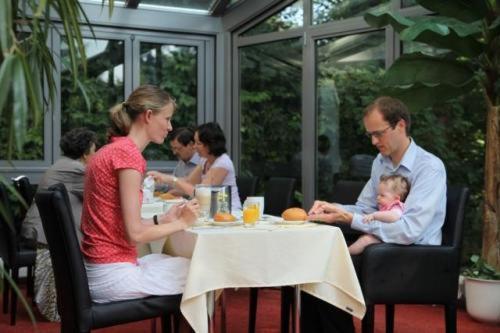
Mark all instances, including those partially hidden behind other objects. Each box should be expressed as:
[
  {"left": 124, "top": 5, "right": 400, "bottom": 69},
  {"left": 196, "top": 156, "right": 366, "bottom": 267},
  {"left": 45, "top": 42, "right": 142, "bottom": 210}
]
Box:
[{"left": 365, "top": 125, "right": 393, "bottom": 139}]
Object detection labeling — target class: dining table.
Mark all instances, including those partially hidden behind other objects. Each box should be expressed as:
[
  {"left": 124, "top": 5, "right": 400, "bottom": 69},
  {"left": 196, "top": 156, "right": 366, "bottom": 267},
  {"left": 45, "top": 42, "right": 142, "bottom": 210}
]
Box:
[{"left": 161, "top": 218, "right": 366, "bottom": 333}]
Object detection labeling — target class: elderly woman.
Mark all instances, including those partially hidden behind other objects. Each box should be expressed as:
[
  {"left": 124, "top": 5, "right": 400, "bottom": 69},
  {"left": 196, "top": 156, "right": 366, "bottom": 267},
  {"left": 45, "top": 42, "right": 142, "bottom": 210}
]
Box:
[
  {"left": 22, "top": 127, "right": 97, "bottom": 321},
  {"left": 149, "top": 122, "right": 242, "bottom": 212}
]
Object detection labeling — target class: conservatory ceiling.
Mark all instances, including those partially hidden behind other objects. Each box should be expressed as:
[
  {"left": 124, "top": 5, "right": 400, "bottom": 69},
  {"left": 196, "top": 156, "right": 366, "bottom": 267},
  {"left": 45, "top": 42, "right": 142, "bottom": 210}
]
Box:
[{"left": 87, "top": 0, "right": 247, "bottom": 15}]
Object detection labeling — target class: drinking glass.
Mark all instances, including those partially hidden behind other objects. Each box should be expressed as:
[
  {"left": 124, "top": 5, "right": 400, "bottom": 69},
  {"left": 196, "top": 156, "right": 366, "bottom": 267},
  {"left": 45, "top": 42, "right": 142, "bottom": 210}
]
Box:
[
  {"left": 243, "top": 202, "right": 259, "bottom": 226},
  {"left": 244, "top": 196, "right": 264, "bottom": 219},
  {"left": 195, "top": 185, "right": 212, "bottom": 222}
]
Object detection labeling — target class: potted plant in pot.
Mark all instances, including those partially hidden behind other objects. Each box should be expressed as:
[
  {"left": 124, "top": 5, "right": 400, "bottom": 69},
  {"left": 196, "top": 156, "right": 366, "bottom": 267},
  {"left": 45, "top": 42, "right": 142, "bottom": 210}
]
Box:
[{"left": 462, "top": 254, "right": 500, "bottom": 324}]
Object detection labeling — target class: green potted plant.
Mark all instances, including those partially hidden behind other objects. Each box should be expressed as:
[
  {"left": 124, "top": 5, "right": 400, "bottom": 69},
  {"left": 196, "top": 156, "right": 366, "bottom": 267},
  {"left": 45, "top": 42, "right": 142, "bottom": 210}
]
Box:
[{"left": 462, "top": 254, "right": 500, "bottom": 324}]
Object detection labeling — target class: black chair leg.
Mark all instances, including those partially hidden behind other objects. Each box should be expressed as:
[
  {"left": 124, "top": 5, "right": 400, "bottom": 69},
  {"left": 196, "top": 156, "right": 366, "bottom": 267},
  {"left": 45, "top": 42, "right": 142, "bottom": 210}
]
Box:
[
  {"left": 361, "top": 304, "right": 374, "bottom": 333},
  {"left": 385, "top": 304, "right": 394, "bottom": 333},
  {"left": 10, "top": 267, "right": 19, "bottom": 325},
  {"left": 281, "top": 287, "right": 293, "bottom": 333},
  {"left": 161, "top": 315, "right": 172, "bottom": 333},
  {"left": 151, "top": 318, "right": 157, "bottom": 333},
  {"left": 2, "top": 269, "right": 9, "bottom": 314},
  {"left": 248, "top": 288, "right": 258, "bottom": 333},
  {"left": 27, "top": 265, "right": 34, "bottom": 298},
  {"left": 445, "top": 303, "right": 457, "bottom": 333}
]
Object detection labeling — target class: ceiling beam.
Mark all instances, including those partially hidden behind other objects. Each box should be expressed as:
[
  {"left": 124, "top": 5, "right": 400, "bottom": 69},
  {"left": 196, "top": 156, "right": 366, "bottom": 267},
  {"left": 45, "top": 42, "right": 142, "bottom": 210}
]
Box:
[
  {"left": 125, "top": 0, "right": 140, "bottom": 9},
  {"left": 210, "top": 0, "right": 229, "bottom": 16}
]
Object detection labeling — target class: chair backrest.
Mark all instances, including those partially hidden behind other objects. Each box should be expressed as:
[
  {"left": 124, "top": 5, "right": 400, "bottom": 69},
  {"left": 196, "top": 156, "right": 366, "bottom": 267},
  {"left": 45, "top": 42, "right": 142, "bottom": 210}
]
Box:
[
  {"left": 330, "top": 180, "right": 366, "bottom": 205},
  {"left": 12, "top": 175, "right": 36, "bottom": 208},
  {"left": 12, "top": 175, "right": 36, "bottom": 234},
  {"left": 349, "top": 154, "right": 375, "bottom": 179},
  {"left": 0, "top": 182, "right": 16, "bottom": 264},
  {"left": 264, "top": 177, "right": 296, "bottom": 216},
  {"left": 236, "top": 176, "right": 258, "bottom": 203},
  {"left": 35, "top": 183, "right": 93, "bottom": 327},
  {"left": 441, "top": 186, "right": 469, "bottom": 247}
]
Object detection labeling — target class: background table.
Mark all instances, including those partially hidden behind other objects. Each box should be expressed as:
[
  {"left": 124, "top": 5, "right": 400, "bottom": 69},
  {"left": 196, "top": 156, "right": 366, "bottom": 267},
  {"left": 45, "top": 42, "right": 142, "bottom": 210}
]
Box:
[{"left": 164, "top": 222, "right": 366, "bottom": 333}]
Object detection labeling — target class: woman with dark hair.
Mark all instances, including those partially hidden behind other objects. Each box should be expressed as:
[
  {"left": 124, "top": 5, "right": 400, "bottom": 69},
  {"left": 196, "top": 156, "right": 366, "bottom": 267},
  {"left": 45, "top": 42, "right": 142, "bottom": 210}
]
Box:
[
  {"left": 22, "top": 127, "right": 97, "bottom": 321},
  {"left": 80, "top": 84, "right": 199, "bottom": 304},
  {"left": 149, "top": 122, "right": 242, "bottom": 212}
]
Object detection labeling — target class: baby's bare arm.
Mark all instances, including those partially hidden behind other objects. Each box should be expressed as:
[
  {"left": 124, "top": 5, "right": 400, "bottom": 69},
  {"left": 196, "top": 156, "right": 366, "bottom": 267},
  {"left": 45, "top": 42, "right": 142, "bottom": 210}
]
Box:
[{"left": 371, "top": 210, "right": 401, "bottom": 223}]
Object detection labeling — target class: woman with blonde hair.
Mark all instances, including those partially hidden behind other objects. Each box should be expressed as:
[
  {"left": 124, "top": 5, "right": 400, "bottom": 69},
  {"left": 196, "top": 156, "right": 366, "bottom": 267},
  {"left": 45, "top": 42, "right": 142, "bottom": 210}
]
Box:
[{"left": 80, "top": 84, "right": 199, "bottom": 303}]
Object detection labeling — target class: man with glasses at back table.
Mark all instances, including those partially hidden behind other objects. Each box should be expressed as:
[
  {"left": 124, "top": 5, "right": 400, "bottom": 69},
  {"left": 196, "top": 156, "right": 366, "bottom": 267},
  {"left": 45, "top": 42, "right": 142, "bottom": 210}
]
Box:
[{"left": 305, "top": 96, "right": 447, "bottom": 332}]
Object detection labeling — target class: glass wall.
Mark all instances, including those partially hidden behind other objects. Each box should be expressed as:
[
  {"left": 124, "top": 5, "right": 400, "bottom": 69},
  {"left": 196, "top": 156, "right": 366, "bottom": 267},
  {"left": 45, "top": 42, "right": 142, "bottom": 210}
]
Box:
[
  {"left": 240, "top": 39, "right": 303, "bottom": 190},
  {"left": 1, "top": 24, "right": 213, "bottom": 176},
  {"left": 234, "top": 0, "right": 393, "bottom": 205},
  {"left": 315, "top": 31, "right": 385, "bottom": 200},
  {"left": 312, "top": 0, "right": 390, "bottom": 25},
  {"left": 61, "top": 38, "right": 125, "bottom": 147},
  {"left": 139, "top": 43, "right": 198, "bottom": 160}
]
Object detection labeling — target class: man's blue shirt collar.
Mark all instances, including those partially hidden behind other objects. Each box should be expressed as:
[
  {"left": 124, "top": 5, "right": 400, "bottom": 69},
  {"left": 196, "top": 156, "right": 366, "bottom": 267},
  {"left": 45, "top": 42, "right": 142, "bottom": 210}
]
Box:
[{"left": 379, "top": 138, "right": 417, "bottom": 172}]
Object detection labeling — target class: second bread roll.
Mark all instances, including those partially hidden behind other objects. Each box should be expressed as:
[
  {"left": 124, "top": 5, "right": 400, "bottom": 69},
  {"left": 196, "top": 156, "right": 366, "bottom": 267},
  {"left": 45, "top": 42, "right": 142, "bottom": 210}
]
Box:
[{"left": 281, "top": 207, "right": 307, "bottom": 221}]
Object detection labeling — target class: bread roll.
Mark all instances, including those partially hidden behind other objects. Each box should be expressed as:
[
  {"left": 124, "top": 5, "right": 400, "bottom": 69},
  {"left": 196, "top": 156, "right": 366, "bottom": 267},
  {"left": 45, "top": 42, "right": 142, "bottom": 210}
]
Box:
[
  {"left": 281, "top": 207, "right": 307, "bottom": 221},
  {"left": 213, "top": 212, "right": 237, "bottom": 222},
  {"left": 160, "top": 192, "right": 178, "bottom": 200}
]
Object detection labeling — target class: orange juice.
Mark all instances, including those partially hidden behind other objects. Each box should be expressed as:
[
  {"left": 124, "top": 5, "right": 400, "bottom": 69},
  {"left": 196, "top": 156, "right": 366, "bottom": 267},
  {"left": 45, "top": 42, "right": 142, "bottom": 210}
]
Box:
[{"left": 243, "top": 204, "right": 259, "bottom": 224}]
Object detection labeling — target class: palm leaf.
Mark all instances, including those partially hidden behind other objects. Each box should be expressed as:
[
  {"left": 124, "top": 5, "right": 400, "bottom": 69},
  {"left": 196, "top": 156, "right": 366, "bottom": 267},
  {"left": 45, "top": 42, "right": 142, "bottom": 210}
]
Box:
[
  {"left": 365, "top": 11, "right": 484, "bottom": 58},
  {"left": 384, "top": 52, "right": 476, "bottom": 88},
  {"left": 0, "top": 0, "right": 13, "bottom": 53},
  {"left": 0, "top": 54, "right": 15, "bottom": 117},
  {"left": 12, "top": 57, "right": 28, "bottom": 153},
  {"left": 416, "top": 0, "right": 490, "bottom": 23}
]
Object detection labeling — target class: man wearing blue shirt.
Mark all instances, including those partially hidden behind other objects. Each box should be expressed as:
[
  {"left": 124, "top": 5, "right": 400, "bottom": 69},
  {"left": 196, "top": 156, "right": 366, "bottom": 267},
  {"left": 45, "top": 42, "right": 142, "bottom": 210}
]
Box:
[{"left": 304, "top": 96, "right": 447, "bottom": 332}]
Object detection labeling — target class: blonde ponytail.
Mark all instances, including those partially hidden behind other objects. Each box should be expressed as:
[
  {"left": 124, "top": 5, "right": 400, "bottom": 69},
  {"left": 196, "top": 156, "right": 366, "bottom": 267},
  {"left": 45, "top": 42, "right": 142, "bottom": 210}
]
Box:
[{"left": 106, "top": 85, "right": 176, "bottom": 142}]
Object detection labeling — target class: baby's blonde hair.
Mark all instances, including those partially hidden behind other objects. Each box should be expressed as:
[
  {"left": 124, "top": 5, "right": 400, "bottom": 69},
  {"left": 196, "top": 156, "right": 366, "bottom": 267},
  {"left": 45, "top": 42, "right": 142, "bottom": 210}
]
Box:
[{"left": 379, "top": 174, "right": 410, "bottom": 202}]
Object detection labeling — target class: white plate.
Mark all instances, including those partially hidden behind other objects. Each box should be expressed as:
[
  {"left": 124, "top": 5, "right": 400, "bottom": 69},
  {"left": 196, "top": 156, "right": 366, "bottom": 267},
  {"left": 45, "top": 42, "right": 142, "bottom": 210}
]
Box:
[
  {"left": 274, "top": 220, "right": 308, "bottom": 225},
  {"left": 211, "top": 220, "right": 244, "bottom": 227}
]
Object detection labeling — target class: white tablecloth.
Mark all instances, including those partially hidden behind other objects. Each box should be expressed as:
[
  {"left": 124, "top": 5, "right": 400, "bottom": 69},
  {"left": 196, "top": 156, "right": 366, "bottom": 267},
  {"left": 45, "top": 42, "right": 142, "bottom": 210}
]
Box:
[{"left": 164, "top": 222, "right": 365, "bottom": 333}]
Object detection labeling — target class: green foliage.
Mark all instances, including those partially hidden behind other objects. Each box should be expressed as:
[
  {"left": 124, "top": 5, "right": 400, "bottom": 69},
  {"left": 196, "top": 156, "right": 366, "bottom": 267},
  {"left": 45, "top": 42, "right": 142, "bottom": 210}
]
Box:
[
  {"left": 242, "top": 1, "right": 303, "bottom": 36},
  {"left": 312, "top": 0, "right": 390, "bottom": 25},
  {"left": 0, "top": 0, "right": 98, "bottom": 158},
  {"left": 462, "top": 254, "right": 500, "bottom": 280},
  {"left": 61, "top": 38, "right": 125, "bottom": 148},
  {"left": 60, "top": 41, "right": 198, "bottom": 161},
  {"left": 240, "top": 39, "right": 302, "bottom": 182},
  {"left": 140, "top": 45, "right": 198, "bottom": 160}
]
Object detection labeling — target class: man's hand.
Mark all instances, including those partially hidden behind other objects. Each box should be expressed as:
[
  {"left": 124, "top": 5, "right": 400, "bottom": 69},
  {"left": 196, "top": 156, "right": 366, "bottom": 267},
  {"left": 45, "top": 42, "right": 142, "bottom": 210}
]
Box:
[{"left": 307, "top": 200, "right": 353, "bottom": 224}]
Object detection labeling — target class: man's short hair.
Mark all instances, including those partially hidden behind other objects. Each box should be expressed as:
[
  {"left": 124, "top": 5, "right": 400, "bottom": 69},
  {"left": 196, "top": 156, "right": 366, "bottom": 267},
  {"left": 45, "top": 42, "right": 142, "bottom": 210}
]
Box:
[
  {"left": 170, "top": 127, "right": 195, "bottom": 146},
  {"left": 364, "top": 96, "right": 411, "bottom": 136}
]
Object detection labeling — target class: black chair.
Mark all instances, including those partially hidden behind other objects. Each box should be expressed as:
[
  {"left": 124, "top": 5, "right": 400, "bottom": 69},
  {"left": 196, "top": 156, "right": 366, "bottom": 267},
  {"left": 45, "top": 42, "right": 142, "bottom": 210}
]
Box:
[
  {"left": 349, "top": 154, "right": 375, "bottom": 179},
  {"left": 249, "top": 177, "right": 296, "bottom": 333},
  {"left": 11, "top": 175, "right": 37, "bottom": 297},
  {"left": 35, "top": 183, "right": 182, "bottom": 333},
  {"left": 330, "top": 180, "right": 366, "bottom": 245},
  {"left": 360, "top": 186, "right": 469, "bottom": 333},
  {"left": 236, "top": 176, "right": 258, "bottom": 204},
  {"left": 0, "top": 182, "right": 37, "bottom": 325},
  {"left": 12, "top": 175, "right": 37, "bottom": 212},
  {"left": 263, "top": 177, "right": 296, "bottom": 216}
]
